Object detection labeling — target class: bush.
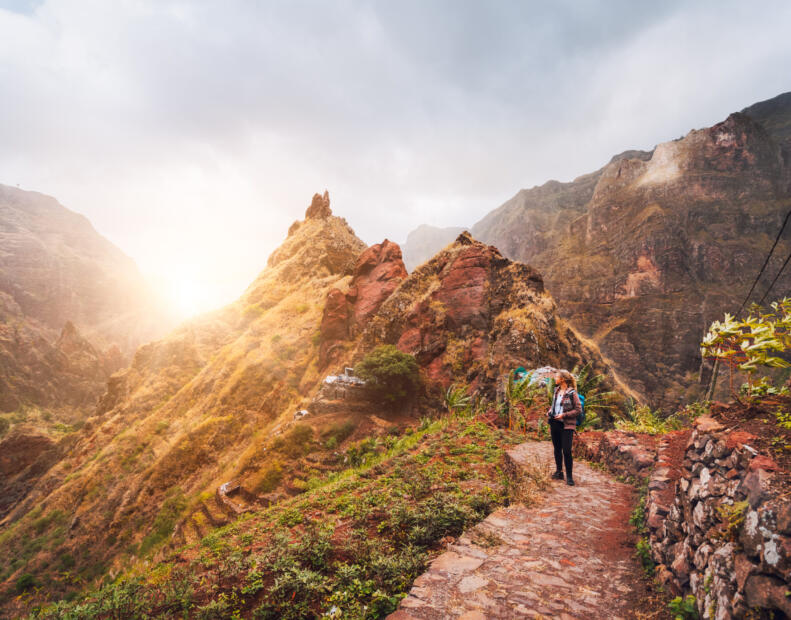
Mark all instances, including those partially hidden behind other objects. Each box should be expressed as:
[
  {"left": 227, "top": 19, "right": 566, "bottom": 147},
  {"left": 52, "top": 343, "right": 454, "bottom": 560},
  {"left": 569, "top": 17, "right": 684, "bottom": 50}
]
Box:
[
  {"left": 16, "top": 572, "right": 37, "bottom": 592},
  {"left": 355, "top": 345, "right": 420, "bottom": 407},
  {"left": 0, "top": 416, "right": 10, "bottom": 437}
]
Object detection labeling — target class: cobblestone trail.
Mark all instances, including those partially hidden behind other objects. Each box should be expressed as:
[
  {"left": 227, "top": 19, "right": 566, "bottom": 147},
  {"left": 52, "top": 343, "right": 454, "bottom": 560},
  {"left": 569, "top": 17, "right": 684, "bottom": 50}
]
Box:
[{"left": 389, "top": 441, "right": 644, "bottom": 620}]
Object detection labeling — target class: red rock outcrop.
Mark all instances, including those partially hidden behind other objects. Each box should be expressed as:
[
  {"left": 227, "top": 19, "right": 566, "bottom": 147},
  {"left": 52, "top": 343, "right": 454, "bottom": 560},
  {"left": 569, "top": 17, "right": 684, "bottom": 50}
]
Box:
[
  {"left": 357, "top": 232, "right": 615, "bottom": 398},
  {"left": 347, "top": 240, "right": 408, "bottom": 327},
  {"left": 318, "top": 239, "right": 408, "bottom": 367}
]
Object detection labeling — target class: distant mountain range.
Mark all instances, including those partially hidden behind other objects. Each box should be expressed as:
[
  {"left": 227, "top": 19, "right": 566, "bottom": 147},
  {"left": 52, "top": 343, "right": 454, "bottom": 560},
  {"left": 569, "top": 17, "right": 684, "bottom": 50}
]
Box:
[{"left": 402, "top": 91, "right": 791, "bottom": 409}]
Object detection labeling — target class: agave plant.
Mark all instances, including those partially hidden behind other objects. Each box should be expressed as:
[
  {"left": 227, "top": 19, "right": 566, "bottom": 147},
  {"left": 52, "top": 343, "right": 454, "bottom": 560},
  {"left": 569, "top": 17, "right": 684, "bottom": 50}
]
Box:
[{"left": 443, "top": 383, "right": 471, "bottom": 418}]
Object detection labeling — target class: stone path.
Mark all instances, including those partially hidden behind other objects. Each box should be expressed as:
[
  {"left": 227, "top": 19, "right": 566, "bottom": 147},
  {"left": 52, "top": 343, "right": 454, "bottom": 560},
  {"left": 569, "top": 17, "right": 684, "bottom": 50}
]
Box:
[{"left": 388, "top": 441, "right": 643, "bottom": 620}]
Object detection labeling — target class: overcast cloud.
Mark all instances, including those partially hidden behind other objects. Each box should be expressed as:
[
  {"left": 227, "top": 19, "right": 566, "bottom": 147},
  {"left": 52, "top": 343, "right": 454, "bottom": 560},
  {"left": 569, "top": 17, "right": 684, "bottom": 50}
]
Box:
[{"left": 1, "top": 0, "right": 790, "bottom": 315}]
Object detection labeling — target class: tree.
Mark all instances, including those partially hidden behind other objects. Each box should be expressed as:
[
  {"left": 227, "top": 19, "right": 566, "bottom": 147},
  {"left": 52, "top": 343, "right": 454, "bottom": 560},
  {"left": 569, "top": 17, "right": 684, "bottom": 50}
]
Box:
[{"left": 355, "top": 345, "right": 420, "bottom": 407}]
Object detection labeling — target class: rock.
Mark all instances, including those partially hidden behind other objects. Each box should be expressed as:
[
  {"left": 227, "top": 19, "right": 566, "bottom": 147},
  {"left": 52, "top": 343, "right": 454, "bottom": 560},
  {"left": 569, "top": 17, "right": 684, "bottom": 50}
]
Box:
[
  {"left": 739, "top": 469, "right": 772, "bottom": 508},
  {"left": 318, "top": 288, "right": 351, "bottom": 367},
  {"left": 743, "top": 574, "right": 791, "bottom": 616},
  {"left": 748, "top": 454, "right": 779, "bottom": 472},
  {"left": 305, "top": 190, "right": 332, "bottom": 219},
  {"left": 347, "top": 240, "right": 408, "bottom": 329},
  {"left": 695, "top": 417, "right": 725, "bottom": 434},
  {"left": 732, "top": 554, "right": 756, "bottom": 590},
  {"left": 776, "top": 503, "right": 791, "bottom": 534}
]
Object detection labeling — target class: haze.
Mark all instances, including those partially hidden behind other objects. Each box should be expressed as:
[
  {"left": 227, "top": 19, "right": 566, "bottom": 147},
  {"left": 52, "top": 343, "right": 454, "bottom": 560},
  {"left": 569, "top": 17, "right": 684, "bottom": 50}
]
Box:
[{"left": 1, "top": 0, "right": 790, "bottom": 318}]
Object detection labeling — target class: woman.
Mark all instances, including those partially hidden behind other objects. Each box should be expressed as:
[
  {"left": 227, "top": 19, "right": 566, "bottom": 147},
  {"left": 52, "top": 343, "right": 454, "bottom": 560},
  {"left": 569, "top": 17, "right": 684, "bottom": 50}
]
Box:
[{"left": 547, "top": 369, "right": 581, "bottom": 485}]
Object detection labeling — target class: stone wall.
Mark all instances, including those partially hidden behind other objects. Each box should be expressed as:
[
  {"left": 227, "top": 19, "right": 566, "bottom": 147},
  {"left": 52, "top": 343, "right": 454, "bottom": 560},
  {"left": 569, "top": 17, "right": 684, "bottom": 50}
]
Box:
[{"left": 576, "top": 418, "right": 791, "bottom": 619}]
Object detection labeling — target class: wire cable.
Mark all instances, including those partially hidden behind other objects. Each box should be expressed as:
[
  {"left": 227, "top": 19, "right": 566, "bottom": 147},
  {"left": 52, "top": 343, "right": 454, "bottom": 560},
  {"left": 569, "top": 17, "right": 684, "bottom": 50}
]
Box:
[
  {"left": 736, "top": 208, "right": 791, "bottom": 315},
  {"left": 757, "top": 249, "right": 791, "bottom": 307}
]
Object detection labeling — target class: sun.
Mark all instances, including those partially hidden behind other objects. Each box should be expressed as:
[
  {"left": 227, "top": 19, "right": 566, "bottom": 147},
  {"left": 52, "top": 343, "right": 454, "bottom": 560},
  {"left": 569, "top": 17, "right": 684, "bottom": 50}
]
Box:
[{"left": 156, "top": 272, "right": 216, "bottom": 320}]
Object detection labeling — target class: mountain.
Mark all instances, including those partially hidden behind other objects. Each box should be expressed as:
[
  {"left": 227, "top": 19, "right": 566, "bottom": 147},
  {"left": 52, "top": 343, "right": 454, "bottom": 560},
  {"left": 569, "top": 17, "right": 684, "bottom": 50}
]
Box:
[
  {"left": 0, "top": 184, "right": 173, "bottom": 416},
  {"left": 0, "top": 184, "right": 168, "bottom": 353},
  {"left": 0, "top": 192, "right": 619, "bottom": 614},
  {"left": 742, "top": 91, "right": 791, "bottom": 149},
  {"left": 401, "top": 224, "right": 467, "bottom": 271},
  {"left": 403, "top": 92, "right": 791, "bottom": 410}
]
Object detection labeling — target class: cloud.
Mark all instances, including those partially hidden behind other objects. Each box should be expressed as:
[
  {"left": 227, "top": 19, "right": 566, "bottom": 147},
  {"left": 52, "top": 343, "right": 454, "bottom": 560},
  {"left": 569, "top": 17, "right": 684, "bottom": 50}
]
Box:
[{"left": 0, "top": 0, "right": 789, "bottom": 314}]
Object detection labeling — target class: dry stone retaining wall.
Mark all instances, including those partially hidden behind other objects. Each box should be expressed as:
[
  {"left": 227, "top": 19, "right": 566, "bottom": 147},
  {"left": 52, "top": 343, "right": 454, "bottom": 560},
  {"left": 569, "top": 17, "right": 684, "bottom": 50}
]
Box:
[{"left": 576, "top": 418, "right": 791, "bottom": 619}]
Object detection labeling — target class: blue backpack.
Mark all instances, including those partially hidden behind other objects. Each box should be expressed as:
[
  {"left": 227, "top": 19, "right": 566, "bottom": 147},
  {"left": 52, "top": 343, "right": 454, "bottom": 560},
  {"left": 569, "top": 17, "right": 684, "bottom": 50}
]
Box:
[{"left": 576, "top": 392, "right": 586, "bottom": 427}]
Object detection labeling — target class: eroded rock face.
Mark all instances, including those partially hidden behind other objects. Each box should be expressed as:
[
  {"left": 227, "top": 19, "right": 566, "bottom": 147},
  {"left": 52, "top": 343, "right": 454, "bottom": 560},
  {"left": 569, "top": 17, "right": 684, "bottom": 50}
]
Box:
[
  {"left": 318, "top": 239, "right": 408, "bottom": 367},
  {"left": 469, "top": 96, "right": 791, "bottom": 410},
  {"left": 347, "top": 240, "right": 408, "bottom": 327}
]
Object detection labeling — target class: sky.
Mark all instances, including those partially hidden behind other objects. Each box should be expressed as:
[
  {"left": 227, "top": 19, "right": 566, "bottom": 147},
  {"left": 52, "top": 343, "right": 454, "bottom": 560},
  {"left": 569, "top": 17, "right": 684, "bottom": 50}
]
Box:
[{"left": 1, "top": 0, "right": 790, "bottom": 318}]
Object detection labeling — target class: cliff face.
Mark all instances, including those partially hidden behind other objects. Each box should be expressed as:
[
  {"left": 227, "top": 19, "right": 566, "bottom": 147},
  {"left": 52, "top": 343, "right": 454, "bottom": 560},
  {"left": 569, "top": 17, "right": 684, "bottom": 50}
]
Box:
[{"left": 467, "top": 95, "right": 791, "bottom": 410}]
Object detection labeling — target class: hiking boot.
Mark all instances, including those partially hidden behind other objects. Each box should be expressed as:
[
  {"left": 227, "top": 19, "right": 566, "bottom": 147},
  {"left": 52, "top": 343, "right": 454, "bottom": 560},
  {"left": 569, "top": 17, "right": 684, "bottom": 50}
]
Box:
[
  {"left": 566, "top": 477, "right": 575, "bottom": 486},
  {"left": 551, "top": 471, "right": 564, "bottom": 480}
]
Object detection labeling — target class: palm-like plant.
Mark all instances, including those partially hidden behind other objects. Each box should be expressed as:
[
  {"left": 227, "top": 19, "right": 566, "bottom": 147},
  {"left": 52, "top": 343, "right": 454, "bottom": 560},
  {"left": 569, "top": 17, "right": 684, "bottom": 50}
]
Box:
[
  {"left": 504, "top": 370, "right": 543, "bottom": 432},
  {"left": 444, "top": 383, "right": 471, "bottom": 418},
  {"left": 572, "top": 362, "right": 618, "bottom": 428}
]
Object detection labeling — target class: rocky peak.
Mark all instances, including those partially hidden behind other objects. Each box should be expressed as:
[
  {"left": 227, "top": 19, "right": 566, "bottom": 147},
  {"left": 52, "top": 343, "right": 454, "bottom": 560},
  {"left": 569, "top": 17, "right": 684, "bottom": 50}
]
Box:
[
  {"left": 354, "top": 232, "right": 612, "bottom": 397},
  {"left": 265, "top": 192, "right": 365, "bottom": 275},
  {"left": 305, "top": 190, "right": 332, "bottom": 220}
]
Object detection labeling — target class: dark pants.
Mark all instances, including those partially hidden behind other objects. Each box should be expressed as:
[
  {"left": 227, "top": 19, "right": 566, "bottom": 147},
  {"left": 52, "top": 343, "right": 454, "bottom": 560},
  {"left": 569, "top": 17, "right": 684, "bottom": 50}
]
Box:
[{"left": 550, "top": 419, "right": 574, "bottom": 478}]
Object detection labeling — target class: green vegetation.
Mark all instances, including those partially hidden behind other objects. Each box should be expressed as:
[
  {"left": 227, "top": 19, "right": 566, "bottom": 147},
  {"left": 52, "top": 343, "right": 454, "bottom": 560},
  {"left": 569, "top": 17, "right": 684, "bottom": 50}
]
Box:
[
  {"left": 572, "top": 363, "right": 618, "bottom": 429},
  {"left": 629, "top": 483, "right": 654, "bottom": 576},
  {"left": 0, "top": 416, "right": 9, "bottom": 437},
  {"left": 250, "top": 460, "right": 284, "bottom": 494},
  {"left": 702, "top": 297, "right": 790, "bottom": 401},
  {"left": 138, "top": 488, "right": 187, "bottom": 555},
  {"left": 715, "top": 500, "right": 749, "bottom": 542},
  {"left": 443, "top": 384, "right": 471, "bottom": 417},
  {"left": 669, "top": 594, "right": 699, "bottom": 619},
  {"left": 29, "top": 420, "right": 523, "bottom": 619},
  {"left": 616, "top": 403, "right": 686, "bottom": 435},
  {"left": 355, "top": 345, "right": 420, "bottom": 408},
  {"left": 322, "top": 421, "right": 357, "bottom": 449}
]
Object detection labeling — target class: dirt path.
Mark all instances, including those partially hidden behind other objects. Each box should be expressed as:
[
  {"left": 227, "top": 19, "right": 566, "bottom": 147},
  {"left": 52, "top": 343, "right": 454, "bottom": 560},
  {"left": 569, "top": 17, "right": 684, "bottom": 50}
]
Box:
[{"left": 388, "top": 441, "right": 649, "bottom": 620}]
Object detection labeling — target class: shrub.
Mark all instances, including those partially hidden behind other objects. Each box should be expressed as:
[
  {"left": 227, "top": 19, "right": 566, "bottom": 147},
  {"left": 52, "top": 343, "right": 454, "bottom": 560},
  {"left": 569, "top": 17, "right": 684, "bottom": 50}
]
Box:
[
  {"left": 616, "top": 404, "right": 685, "bottom": 435},
  {"left": 355, "top": 345, "right": 420, "bottom": 407},
  {"left": 0, "top": 416, "right": 10, "bottom": 437},
  {"left": 15, "top": 572, "right": 37, "bottom": 592},
  {"left": 322, "top": 420, "right": 356, "bottom": 448}
]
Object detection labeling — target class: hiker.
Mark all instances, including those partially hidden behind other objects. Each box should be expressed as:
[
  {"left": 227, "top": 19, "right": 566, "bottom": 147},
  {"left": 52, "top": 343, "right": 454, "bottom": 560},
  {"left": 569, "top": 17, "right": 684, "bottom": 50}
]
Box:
[{"left": 547, "top": 369, "right": 581, "bottom": 486}]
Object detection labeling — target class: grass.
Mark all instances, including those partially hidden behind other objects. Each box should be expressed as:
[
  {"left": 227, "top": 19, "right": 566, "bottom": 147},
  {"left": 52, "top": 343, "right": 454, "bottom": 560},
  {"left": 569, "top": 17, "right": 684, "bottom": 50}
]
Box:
[{"left": 27, "top": 419, "right": 526, "bottom": 619}]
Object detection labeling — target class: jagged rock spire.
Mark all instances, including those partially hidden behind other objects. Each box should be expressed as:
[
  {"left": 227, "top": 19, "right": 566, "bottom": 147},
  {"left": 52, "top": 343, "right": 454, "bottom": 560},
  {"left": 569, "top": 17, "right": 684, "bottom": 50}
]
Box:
[{"left": 305, "top": 190, "right": 332, "bottom": 220}]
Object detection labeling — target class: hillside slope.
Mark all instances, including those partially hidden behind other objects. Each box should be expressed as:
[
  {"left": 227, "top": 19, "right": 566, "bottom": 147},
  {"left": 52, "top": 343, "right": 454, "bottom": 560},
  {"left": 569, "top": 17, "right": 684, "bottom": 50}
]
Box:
[{"left": 0, "top": 194, "right": 620, "bottom": 615}]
